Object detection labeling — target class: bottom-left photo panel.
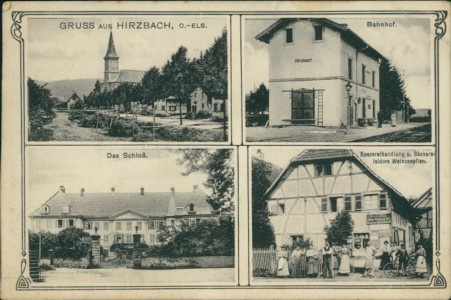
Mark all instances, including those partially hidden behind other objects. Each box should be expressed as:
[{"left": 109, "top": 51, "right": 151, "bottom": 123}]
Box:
[{"left": 25, "top": 146, "right": 237, "bottom": 287}]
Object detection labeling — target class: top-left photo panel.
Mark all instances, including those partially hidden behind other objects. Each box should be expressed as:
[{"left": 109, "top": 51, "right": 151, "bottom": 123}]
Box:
[{"left": 24, "top": 14, "right": 230, "bottom": 143}]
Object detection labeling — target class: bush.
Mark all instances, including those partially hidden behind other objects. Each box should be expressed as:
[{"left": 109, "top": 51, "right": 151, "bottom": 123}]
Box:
[
  {"left": 246, "top": 114, "right": 269, "bottom": 127},
  {"left": 39, "top": 263, "right": 55, "bottom": 271},
  {"left": 108, "top": 119, "right": 139, "bottom": 137},
  {"left": 132, "top": 132, "right": 155, "bottom": 142},
  {"left": 194, "top": 110, "right": 211, "bottom": 119}
]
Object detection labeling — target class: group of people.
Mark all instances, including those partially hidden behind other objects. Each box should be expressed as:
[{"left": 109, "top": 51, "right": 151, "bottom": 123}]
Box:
[
  {"left": 276, "top": 242, "right": 351, "bottom": 279},
  {"left": 275, "top": 241, "right": 428, "bottom": 279}
]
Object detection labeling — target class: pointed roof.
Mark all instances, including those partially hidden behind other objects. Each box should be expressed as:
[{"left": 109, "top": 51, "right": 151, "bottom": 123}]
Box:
[{"left": 104, "top": 31, "right": 118, "bottom": 59}]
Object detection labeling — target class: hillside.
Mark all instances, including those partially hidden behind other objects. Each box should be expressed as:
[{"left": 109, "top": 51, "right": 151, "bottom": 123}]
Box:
[{"left": 36, "top": 79, "right": 100, "bottom": 101}]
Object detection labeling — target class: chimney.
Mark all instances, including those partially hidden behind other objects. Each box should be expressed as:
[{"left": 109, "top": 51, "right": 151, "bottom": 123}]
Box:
[
  {"left": 193, "top": 185, "right": 198, "bottom": 192},
  {"left": 170, "top": 187, "right": 175, "bottom": 196},
  {"left": 140, "top": 187, "right": 144, "bottom": 195},
  {"left": 80, "top": 188, "right": 85, "bottom": 197},
  {"left": 256, "top": 149, "right": 264, "bottom": 160},
  {"left": 60, "top": 185, "right": 66, "bottom": 193}
]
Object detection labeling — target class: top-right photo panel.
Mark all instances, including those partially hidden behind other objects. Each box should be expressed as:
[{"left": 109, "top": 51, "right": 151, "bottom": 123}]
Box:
[{"left": 243, "top": 16, "right": 434, "bottom": 143}]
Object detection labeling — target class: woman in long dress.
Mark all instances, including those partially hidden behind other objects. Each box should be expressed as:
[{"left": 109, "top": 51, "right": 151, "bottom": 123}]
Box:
[
  {"left": 391, "top": 111, "right": 397, "bottom": 127},
  {"left": 277, "top": 247, "right": 290, "bottom": 278},
  {"left": 290, "top": 246, "right": 302, "bottom": 278},
  {"left": 306, "top": 245, "right": 319, "bottom": 278},
  {"left": 338, "top": 245, "right": 351, "bottom": 276},
  {"left": 414, "top": 244, "right": 427, "bottom": 277},
  {"left": 299, "top": 246, "right": 308, "bottom": 278}
]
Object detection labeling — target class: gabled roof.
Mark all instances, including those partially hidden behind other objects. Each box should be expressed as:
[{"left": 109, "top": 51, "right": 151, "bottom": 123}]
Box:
[
  {"left": 104, "top": 31, "right": 118, "bottom": 59},
  {"left": 264, "top": 149, "right": 414, "bottom": 219},
  {"left": 117, "top": 70, "right": 145, "bottom": 83},
  {"left": 255, "top": 18, "right": 385, "bottom": 61},
  {"left": 411, "top": 188, "right": 432, "bottom": 210},
  {"left": 30, "top": 188, "right": 212, "bottom": 219}
]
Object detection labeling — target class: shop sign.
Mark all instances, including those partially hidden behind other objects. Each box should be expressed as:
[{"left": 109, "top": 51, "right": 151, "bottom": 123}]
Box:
[{"left": 367, "top": 213, "right": 391, "bottom": 225}]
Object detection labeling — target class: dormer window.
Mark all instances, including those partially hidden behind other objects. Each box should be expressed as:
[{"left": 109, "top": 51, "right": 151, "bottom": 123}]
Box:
[
  {"left": 62, "top": 205, "right": 70, "bottom": 214},
  {"left": 189, "top": 203, "right": 195, "bottom": 212},
  {"left": 41, "top": 205, "right": 50, "bottom": 214},
  {"left": 285, "top": 28, "right": 293, "bottom": 44}
]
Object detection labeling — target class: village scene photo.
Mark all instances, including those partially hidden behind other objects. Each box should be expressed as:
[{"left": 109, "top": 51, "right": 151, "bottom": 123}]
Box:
[
  {"left": 27, "top": 16, "right": 229, "bottom": 142},
  {"left": 244, "top": 17, "right": 433, "bottom": 143},
  {"left": 26, "top": 147, "right": 236, "bottom": 286},
  {"left": 251, "top": 147, "right": 434, "bottom": 283}
]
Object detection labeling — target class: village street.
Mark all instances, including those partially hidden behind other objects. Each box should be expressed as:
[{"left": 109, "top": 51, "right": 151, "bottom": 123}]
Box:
[
  {"left": 246, "top": 123, "right": 429, "bottom": 142},
  {"left": 36, "top": 267, "right": 235, "bottom": 286}
]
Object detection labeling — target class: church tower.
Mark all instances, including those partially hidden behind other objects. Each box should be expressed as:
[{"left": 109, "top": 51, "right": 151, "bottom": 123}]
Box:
[{"left": 104, "top": 32, "right": 119, "bottom": 85}]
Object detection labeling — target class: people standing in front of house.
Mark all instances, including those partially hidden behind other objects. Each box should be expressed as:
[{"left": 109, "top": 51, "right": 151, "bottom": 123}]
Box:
[
  {"left": 363, "top": 241, "right": 377, "bottom": 278},
  {"left": 290, "top": 245, "right": 303, "bottom": 278},
  {"left": 338, "top": 244, "right": 351, "bottom": 276},
  {"left": 413, "top": 244, "right": 428, "bottom": 278},
  {"left": 380, "top": 241, "right": 392, "bottom": 270},
  {"left": 391, "top": 111, "right": 397, "bottom": 127},
  {"left": 396, "top": 243, "right": 409, "bottom": 275},
  {"left": 306, "top": 244, "right": 319, "bottom": 278},
  {"left": 322, "top": 242, "right": 334, "bottom": 278},
  {"left": 377, "top": 110, "right": 384, "bottom": 128},
  {"left": 299, "top": 246, "right": 308, "bottom": 278},
  {"left": 277, "top": 246, "right": 290, "bottom": 278},
  {"left": 391, "top": 242, "right": 399, "bottom": 263}
]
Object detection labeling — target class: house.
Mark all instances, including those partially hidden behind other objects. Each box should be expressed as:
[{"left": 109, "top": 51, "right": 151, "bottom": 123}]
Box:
[
  {"left": 264, "top": 149, "right": 416, "bottom": 253},
  {"left": 411, "top": 188, "right": 433, "bottom": 243},
  {"left": 101, "top": 32, "right": 145, "bottom": 91},
  {"left": 66, "top": 92, "right": 83, "bottom": 110},
  {"left": 256, "top": 18, "right": 385, "bottom": 127},
  {"left": 190, "top": 87, "right": 227, "bottom": 118},
  {"left": 29, "top": 185, "right": 217, "bottom": 255},
  {"left": 154, "top": 97, "right": 188, "bottom": 115}
]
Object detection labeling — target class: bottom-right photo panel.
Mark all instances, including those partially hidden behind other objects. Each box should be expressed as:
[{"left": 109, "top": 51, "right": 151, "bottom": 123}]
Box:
[{"left": 250, "top": 147, "right": 435, "bottom": 285}]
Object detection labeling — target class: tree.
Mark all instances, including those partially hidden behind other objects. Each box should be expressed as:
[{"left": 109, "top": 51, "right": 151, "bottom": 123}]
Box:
[
  {"left": 324, "top": 210, "right": 354, "bottom": 246},
  {"left": 28, "top": 78, "right": 53, "bottom": 113},
  {"left": 56, "top": 227, "right": 91, "bottom": 259},
  {"left": 246, "top": 83, "right": 269, "bottom": 115},
  {"left": 161, "top": 46, "right": 197, "bottom": 125},
  {"left": 251, "top": 157, "right": 279, "bottom": 248},
  {"left": 141, "top": 66, "right": 163, "bottom": 106},
  {"left": 176, "top": 149, "right": 234, "bottom": 212}
]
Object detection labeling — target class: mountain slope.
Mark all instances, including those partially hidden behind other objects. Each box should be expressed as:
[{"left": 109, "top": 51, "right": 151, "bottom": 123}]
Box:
[{"left": 36, "top": 79, "right": 100, "bottom": 101}]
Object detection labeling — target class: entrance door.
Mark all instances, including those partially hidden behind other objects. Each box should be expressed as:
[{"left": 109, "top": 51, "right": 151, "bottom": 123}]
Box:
[
  {"left": 362, "top": 98, "right": 366, "bottom": 118},
  {"left": 292, "top": 90, "right": 315, "bottom": 125}
]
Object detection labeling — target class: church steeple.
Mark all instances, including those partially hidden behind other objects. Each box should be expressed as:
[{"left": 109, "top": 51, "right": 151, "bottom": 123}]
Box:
[{"left": 103, "top": 31, "right": 119, "bottom": 84}]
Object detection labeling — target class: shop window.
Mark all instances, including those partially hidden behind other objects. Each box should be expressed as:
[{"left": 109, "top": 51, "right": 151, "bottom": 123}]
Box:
[
  {"left": 314, "top": 25, "right": 323, "bottom": 41},
  {"left": 355, "top": 195, "right": 362, "bottom": 211},
  {"left": 344, "top": 196, "right": 352, "bottom": 211},
  {"left": 362, "top": 64, "right": 366, "bottom": 84},
  {"left": 329, "top": 197, "right": 338, "bottom": 212},
  {"left": 348, "top": 58, "right": 353, "bottom": 80},
  {"left": 353, "top": 233, "right": 369, "bottom": 250},
  {"left": 379, "top": 193, "right": 387, "bottom": 210},
  {"left": 314, "top": 163, "right": 332, "bottom": 177},
  {"left": 321, "top": 198, "right": 328, "bottom": 213},
  {"left": 285, "top": 28, "right": 293, "bottom": 43}
]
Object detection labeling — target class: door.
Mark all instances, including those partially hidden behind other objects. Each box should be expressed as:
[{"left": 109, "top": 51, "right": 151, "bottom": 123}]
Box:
[
  {"left": 292, "top": 90, "right": 315, "bottom": 125},
  {"left": 362, "top": 98, "right": 366, "bottom": 118}
]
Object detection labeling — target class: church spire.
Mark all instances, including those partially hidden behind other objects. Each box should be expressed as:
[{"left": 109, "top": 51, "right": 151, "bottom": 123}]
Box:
[{"left": 104, "top": 31, "right": 118, "bottom": 58}]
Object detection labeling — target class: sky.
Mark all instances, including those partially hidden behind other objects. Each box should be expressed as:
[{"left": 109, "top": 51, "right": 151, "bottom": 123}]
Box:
[
  {"left": 244, "top": 17, "right": 432, "bottom": 109},
  {"left": 26, "top": 148, "right": 216, "bottom": 216},
  {"left": 251, "top": 147, "right": 434, "bottom": 200},
  {"left": 27, "top": 16, "right": 227, "bottom": 82}
]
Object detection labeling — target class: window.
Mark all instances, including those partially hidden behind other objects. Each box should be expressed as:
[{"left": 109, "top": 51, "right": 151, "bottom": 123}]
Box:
[
  {"left": 329, "top": 197, "right": 338, "bottom": 212},
  {"left": 136, "top": 221, "right": 142, "bottom": 230},
  {"left": 355, "top": 195, "right": 362, "bottom": 211},
  {"left": 379, "top": 193, "right": 387, "bottom": 210},
  {"left": 348, "top": 58, "right": 353, "bottom": 80},
  {"left": 126, "top": 234, "right": 132, "bottom": 243},
  {"left": 104, "top": 235, "right": 109, "bottom": 243},
  {"left": 126, "top": 222, "right": 132, "bottom": 231},
  {"left": 314, "top": 163, "right": 332, "bottom": 177},
  {"left": 169, "top": 106, "right": 176, "bottom": 111},
  {"left": 161, "top": 105, "right": 165, "bottom": 111},
  {"left": 201, "top": 103, "right": 205, "bottom": 109},
  {"left": 94, "top": 221, "right": 99, "bottom": 230},
  {"left": 115, "top": 234, "right": 122, "bottom": 243},
  {"left": 116, "top": 222, "right": 122, "bottom": 230},
  {"left": 41, "top": 205, "right": 50, "bottom": 214},
  {"left": 193, "top": 101, "right": 197, "bottom": 105},
  {"left": 321, "top": 198, "right": 328, "bottom": 213},
  {"left": 220, "top": 103, "right": 225, "bottom": 112},
  {"left": 372, "top": 71, "right": 376, "bottom": 88},
  {"left": 157, "top": 221, "right": 164, "bottom": 229},
  {"left": 148, "top": 221, "right": 155, "bottom": 230},
  {"left": 69, "top": 219, "right": 74, "bottom": 227},
  {"left": 285, "top": 28, "right": 293, "bottom": 43},
  {"left": 362, "top": 64, "right": 366, "bottom": 84},
  {"left": 214, "top": 103, "right": 218, "bottom": 112},
  {"left": 291, "top": 235, "right": 304, "bottom": 244},
  {"left": 314, "top": 25, "right": 323, "bottom": 41},
  {"left": 103, "top": 222, "right": 109, "bottom": 230},
  {"left": 353, "top": 233, "right": 370, "bottom": 249},
  {"left": 189, "top": 203, "right": 195, "bottom": 212},
  {"left": 344, "top": 196, "right": 352, "bottom": 211},
  {"left": 364, "top": 194, "right": 378, "bottom": 210},
  {"left": 84, "top": 221, "right": 91, "bottom": 230},
  {"left": 149, "top": 233, "right": 157, "bottom": 244}
]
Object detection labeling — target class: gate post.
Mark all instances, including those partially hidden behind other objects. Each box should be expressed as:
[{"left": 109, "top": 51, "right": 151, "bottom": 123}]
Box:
[
  {"left": 90, "top": 227, "right": 101, "bottom": 268},
  {"left": 133, "top": 227, "right": 142, "bottom": 269}
]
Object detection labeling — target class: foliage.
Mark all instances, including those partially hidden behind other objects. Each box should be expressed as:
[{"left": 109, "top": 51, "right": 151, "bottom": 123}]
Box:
[
  {"left": 56, "top": 227, "right": 91, "bottom": 259},
  {"left": 108, "top": 119, "right": 139, "bottom": 137},
  {"left": 246, "top": 83, "right": 269, "bottom": 115},
  {"left": 324, "top": 210, "right": 354, "bottom": 246},
  {"left": 28, "top": 78, "right": 56, "bottom": 141},
  {"left": 176, "top": 149, "right": 234, "bottom": 212},
  {"left": 251, "top": 157, "right": 278, "bottom": 248},
  {"left": 194, "top": 110, "right": 212, "bottom": 119},
  {"left": 141, "top": 66, "right": 163, "bottom": 105},
  {"left": 28, "top": 78, "right": 54, "bottom": 113},
  {"left": 147, "top": 217, "right": 234, "bottom": 257},
  {"left": 380, "top": 59, "right": 414, "bottom": 120}
]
